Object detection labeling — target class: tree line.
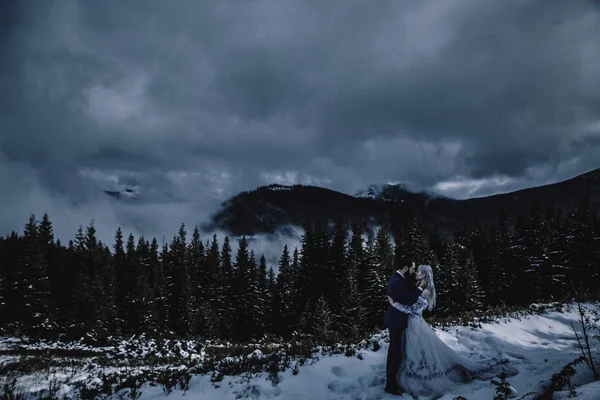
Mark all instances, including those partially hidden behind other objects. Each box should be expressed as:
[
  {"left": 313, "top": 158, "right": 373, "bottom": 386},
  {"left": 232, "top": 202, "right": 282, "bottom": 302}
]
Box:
[{"left": 0, "top": 194, "right": 598, "bottom": 342}]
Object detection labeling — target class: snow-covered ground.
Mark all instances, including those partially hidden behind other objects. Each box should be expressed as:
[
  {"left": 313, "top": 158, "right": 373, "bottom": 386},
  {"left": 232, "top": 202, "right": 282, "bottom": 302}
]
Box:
[{"left": 1, "top": 302, "right": 599, "bottom": 399}]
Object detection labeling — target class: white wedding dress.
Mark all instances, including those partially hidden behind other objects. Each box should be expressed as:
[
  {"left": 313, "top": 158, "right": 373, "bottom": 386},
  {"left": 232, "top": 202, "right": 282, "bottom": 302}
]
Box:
[{"left": 392, "top": 295, "right": 517, "bottom": 398}]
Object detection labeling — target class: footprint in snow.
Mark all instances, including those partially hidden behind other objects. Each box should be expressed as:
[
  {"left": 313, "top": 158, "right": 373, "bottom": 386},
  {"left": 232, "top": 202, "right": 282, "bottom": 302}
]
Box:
[
  {"left": 331, "top": 366, "right": 351, "bottom": 378},
  {"left": 328, "top": 366, "right": 359, "bottom": 393}
]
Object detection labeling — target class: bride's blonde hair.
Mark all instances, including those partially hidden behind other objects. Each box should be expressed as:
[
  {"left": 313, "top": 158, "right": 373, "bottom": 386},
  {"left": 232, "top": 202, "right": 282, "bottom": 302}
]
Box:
[{"left": 419, "top": 264, "right": 437, "bottom": 311}]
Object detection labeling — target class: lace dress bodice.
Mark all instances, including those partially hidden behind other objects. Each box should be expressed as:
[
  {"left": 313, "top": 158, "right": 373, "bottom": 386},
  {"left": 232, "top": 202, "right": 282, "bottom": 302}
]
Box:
[{"left": 391, "top": 295, "right": 428, "bottom": 316}]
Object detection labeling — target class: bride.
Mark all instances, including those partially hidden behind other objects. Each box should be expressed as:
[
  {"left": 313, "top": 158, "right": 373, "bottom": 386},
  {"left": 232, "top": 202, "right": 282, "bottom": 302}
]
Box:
[{"left": 388, "top": 264, "right": 517, "bottom": 398}]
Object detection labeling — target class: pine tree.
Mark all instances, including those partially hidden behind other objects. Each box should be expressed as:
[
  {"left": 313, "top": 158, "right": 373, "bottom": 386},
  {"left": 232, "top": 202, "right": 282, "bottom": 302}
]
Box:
[
  {"left": 593, "top": 203, "right": 600, "bottom": 289},
  {"left": 95, "top": 241, "right": 116, "bottom": 338},
  {"left": 453, "top": 225, "right": 469, "bottom": 249},
  {"left": 313, "top": 222, "right": 332, "bottom": 304},
  {"left": 248, "top": 250, "right": 260, "bottom": 338},
  {"left": 61, "top": 238, "right": 81, "bottom": 335},
  {"left": 133, "top": 237, "right": 152, "bottom": 332},
  {"left": 205, "top": 235, "right": 220, "bottom": 303},
  {"left": 336, "top": 271, "right": 366, "bottom": 340},
  {"left": 123, "top": 233, "right": 139, "bottom": 332},
  {"left": 38, "top": 214, "right": 57, "bottom": 325},
  {"left": 436, "top": 242, "right": 461, "bottom": 315},
  {"left": 204, "top": 234, "right": 221, "bottom": 337},
  {"left": 160, "top": 240, "right": 172, "bottom": 330},
  {"left": 38, "top": 214, "right": 53, "bottom": 252},
  {"left": 396, "top": 212, "right": 428, "bottom": 265},
  {"left": 311, "top": 296, "right": 335, "bottom": 342},
  {"left": 458, "top": 250, "right": 485, "bottom": 311},
  {"left": 561, "top": 193, "right": 598, "bottom": 291},
  {"left": 0, "top": 236, "right": 11, "bottom": 333},
  {"left": 188, "top": 227, "right": 206, "bottom": 335},
  {"left": 331, "top": 221, "right": 366, "bottom": 338},
  {"left": 297, "top": 300, "right": 312, "bottom": 335},
  {"left": 266, "top": 266, "right": 278, "bottom": 335},
  {"left": 232, "top": 236, "right": 251, "bottom": 341},
  {"left": 297, "top": 220, "right": 317, "bottom": 326},
  {"left": 276, "top": 245, "right": 295, "bottom": 335},
  {"left": 468, "top": 227, "right": 494, "bottom": 304},
  {"left": 219, "top": 236, "right": 234, "bottom": 338},
  {"left": 20, "top": 215, "right": 39, "bottom": 328},
  {"left": 372, "top": 223, "right": 394, "bottom": 329},
  {"left": 245, "top": 251, "right": 266, "bottom": 339},
  {"left": 166, "top": 224, "right": 192, "bottom": 335},
  {"left": 348, "top": 220, "right": 364, "bottom": 271},
  {"left": 147, "top": 238, "right": 166, "bottom": 332},
  {"left": 67, "top": 229, "right": 87, "bottom": 337},
  {"left": 51, "top": 239, "right": 69, "bottom": 330},
  {"left": 488, "top": 204, "right": 515, "bottom": 305},
  {"left": 288, "top": 247, "right": 302, "bottom": 334},
  {"left": 357, "top": 238, "right": 385, "bottom": 330},
  {"left": 113, "top": 228, "right": 128, "bottom": 330},
  {"left": 328, "top": 222, "right": 348, "bottom": 333},
  {"left": 20, "top": 215, "right": 51, "bottom": 334},
  {"left": 256, "top": 255, "right": 269, "bottom": 337},
  {"left": 85, "top": 224, "right": 111, "bottom": 335},
  {"left": 544, "top": 204, "right": 567, "bottom": 299},
  {"left": 0, "top": 236, "right": 5, "bottom": 330},
  {"left": 69, "top": 223, "right": 107, "bottom": 337},
  {"left": 514, "top": 203, "right": 550, "bottom": 303},
  {"left": 0, "top": 233, "right": 21, "bottom": 331},
  {"left": 374, "top": 219, "right": 395, "bottom": 279},
  {"left": 428, "top": 224, "right": 445, "bottom": 266}
]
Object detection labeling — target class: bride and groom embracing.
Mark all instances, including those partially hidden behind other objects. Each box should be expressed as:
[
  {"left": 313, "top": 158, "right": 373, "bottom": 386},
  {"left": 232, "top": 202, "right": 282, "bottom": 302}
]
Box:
[{"left": 384, "top": 257, "right": 516, "bottom": 398}]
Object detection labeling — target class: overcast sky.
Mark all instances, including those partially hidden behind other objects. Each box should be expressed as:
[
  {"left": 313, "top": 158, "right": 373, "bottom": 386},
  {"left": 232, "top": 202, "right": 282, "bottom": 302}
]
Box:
[{"left": 1, "top": 0, "right": 600, "bottom": 246}]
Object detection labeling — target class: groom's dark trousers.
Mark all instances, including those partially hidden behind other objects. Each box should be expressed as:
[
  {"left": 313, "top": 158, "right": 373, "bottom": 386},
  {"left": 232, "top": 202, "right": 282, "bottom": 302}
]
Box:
[{"left": 384, "top": 271, "right": 422, "bottom": 391}]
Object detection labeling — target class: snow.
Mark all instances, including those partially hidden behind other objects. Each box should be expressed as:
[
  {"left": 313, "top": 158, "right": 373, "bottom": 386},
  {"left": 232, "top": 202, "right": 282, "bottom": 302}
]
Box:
[
  {"left": 356, "top": 184, "right": 389, "bottom": 199},
  {"left": 133, "top": 303, "right": 598, "bottom": 399},
  {"left": 265, "top": 184, "right": 293, "bottom": 191},
  {"left": 555, "top": 380, "right": 600, "bottom": 399},
  {"left": 2, "top": 303, "right": 599, "bottom": 399},
  {"left": 355, "top": 183, "right": 448, "bottom": 202}
]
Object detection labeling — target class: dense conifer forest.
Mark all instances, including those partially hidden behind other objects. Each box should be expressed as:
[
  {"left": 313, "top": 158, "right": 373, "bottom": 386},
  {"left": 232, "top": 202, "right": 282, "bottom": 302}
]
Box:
[{"left": 0, "top": 194, "right": 598, "bottom": 343}]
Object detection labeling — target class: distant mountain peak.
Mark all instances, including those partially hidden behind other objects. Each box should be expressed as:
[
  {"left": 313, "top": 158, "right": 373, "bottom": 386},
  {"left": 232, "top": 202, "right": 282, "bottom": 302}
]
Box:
[
  {"left": 354, "top": 183, "right": 391, "bottom": 199},
  {"left": 355, "top": 183, "right": 447, "bottom": 202}
]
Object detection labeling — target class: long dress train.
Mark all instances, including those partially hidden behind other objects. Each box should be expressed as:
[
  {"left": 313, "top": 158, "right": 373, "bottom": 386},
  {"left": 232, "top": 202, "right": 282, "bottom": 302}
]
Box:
[{"left": 391, "top": 296, "right": 517, "bottom": 398}]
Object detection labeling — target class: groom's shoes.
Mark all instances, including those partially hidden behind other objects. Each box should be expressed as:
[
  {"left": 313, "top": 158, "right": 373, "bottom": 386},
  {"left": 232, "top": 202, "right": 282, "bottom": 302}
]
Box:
[{"left": 384, "top": 386, "right": 403, "bottom": 396}]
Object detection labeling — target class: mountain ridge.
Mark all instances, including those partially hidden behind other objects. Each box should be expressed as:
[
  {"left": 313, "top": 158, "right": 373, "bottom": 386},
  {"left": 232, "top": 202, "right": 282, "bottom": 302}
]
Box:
[{"left": 206, "top": 168, "right": 600, "bottom": 235}]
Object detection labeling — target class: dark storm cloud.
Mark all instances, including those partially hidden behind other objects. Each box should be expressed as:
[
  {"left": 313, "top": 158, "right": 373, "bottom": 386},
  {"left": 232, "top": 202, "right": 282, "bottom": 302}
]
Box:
[{"left": 1, "top": 0, "right": 600, "bottom": 243}]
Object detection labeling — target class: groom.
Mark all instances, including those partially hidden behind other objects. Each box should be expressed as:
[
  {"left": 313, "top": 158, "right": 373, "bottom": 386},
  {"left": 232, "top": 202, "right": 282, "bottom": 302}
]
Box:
[{"left": 384, "top": 257, "right": 425, "bottom": 395}]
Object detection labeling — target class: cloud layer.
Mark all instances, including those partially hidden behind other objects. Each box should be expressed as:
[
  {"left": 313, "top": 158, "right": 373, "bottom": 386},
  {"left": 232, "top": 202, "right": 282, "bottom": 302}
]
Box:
[{"left": 1, "top": 0, "right": 600, "bottom": 245}]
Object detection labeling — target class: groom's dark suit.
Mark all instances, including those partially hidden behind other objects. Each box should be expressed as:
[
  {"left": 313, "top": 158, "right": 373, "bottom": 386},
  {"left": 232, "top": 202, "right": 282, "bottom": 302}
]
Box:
[{"left": 384, "top": 271, "right": 422, "bottom": 392}]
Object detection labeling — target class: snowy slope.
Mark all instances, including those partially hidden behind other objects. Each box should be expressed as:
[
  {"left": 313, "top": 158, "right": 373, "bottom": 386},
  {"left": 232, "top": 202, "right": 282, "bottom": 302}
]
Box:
[
  {"left": 1, "top": 303, "right": 599, "bottom": 399},
  {"left": 126, "top": 304, "right": 598, "bottom": 399}
]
